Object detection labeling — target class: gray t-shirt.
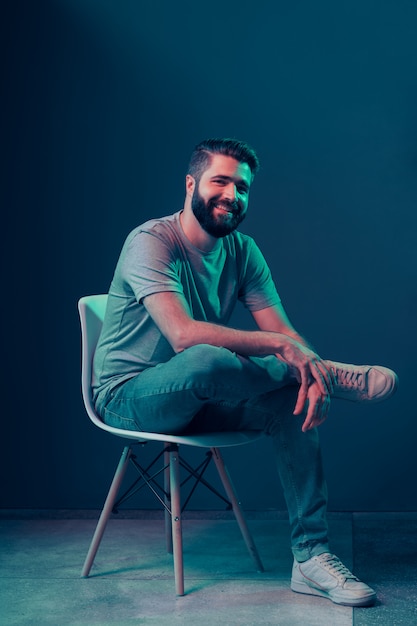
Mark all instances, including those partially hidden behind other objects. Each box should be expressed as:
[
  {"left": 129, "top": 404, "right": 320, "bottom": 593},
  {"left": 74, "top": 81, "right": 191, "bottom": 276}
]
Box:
[{"left": 92, "top": 211, "right": 281, "bottom": 411}]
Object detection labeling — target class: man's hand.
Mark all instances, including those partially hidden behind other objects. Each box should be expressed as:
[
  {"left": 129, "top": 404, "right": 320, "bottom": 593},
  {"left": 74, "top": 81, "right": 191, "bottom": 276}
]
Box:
[
  {"left": 278, "top": 337, "right": 334, "bottom": 423},
  {"left": 299, "top": 381, "right": 331, "bottom": 432}
]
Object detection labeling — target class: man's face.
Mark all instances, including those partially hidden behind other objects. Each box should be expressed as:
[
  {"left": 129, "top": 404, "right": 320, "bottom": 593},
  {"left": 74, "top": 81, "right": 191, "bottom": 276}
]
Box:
[{"left": 191, "top": 154, "right": 252, "bottom": 238}]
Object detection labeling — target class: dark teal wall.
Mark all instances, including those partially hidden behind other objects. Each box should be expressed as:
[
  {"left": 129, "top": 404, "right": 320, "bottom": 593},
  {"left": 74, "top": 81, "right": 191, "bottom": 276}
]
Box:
[{"left": 2, "top": 0, "right": 416, "bottom": 511}]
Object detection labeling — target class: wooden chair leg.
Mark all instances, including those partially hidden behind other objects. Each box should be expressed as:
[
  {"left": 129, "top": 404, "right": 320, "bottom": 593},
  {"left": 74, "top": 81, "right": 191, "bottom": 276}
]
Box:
[
  {"left": 164, "top": 444, "right": 173, "bottom": 554},
  {"left": 211, "top": 447, "right": 264, "bottom": 573},
  {"left": 82, "top": 446, "right": 132, "bottom": 577},
  {"left": 169, "top": 444, "right": 184, "bottom": 595}
]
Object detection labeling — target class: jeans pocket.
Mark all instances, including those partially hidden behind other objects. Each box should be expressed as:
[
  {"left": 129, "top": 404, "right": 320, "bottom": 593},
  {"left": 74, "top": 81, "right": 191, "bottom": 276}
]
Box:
[{"left": 103, "top": 407, "right": 137, "bottom": 431}]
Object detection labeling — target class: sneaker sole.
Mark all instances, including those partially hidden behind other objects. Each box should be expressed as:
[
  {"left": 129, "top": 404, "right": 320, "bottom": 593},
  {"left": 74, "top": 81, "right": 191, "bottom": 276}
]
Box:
[{"left": 291, "top": 580, "right": 377, "bottom": 607}]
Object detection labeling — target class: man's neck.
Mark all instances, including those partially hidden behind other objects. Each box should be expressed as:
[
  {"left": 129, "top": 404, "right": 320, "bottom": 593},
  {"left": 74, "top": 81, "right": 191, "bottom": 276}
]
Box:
[{"left": 179, "top": 205, "right": 220, "bottom": 253}]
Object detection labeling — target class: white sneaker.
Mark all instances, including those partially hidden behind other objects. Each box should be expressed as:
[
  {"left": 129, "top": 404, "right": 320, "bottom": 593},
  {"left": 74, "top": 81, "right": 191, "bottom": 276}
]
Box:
[
  {"left": 291, "top": 552, "right": 377, "bottom": 606},
  {"left": 327, "top": 361, "right": 398, "bottom": 403}
]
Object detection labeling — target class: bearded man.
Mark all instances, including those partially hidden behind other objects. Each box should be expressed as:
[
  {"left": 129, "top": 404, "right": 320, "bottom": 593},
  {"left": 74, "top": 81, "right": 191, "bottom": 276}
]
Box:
[{"left": 92, "top": 138, "right": 397, "bottom": 606}]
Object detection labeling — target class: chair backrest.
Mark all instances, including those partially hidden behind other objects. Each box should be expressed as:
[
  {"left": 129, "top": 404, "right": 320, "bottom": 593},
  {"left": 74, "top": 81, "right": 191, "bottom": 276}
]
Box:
[{"left": 78, "top": 294, "right": 108, "bottom": 428}]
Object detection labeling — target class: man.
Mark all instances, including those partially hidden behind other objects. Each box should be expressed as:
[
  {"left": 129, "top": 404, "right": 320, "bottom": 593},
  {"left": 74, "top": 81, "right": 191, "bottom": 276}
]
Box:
[{"left": 93, "top": 138, "right": 397, "bottom": 606}]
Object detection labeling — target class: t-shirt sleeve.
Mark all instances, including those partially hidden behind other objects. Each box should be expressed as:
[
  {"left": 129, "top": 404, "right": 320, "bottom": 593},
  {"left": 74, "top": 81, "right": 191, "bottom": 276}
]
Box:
[
  {"left": 238, "top": 238, "right": 281, "bottom": 311},
  {"left": 117, "top": 229, "right": 184, "bottom": 303}
]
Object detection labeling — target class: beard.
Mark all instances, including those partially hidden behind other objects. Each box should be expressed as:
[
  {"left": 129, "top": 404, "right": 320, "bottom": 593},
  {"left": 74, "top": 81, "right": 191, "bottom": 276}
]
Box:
[{"left": 191, "top": 187, "right": 246, "bottom": 238}]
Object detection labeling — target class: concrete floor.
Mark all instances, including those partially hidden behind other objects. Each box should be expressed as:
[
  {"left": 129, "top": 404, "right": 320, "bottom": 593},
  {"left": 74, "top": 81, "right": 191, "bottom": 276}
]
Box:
[{"left": 1, "top": 510, "right": 416, "bottom": 625}]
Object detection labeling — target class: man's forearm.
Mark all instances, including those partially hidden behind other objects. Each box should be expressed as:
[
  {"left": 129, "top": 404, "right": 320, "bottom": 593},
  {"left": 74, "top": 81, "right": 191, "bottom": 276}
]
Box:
[
  {"left": 279, "top": 328, "right": 316, "bottom": 353},
  {"left": 174, "top": 318, "right": 304, "bottom": 359}
]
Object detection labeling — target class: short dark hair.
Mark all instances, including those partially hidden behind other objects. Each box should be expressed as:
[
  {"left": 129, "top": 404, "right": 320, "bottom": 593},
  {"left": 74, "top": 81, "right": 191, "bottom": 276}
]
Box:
[{"left": 187, "top": 138, "right": 260, "bottom": 182}]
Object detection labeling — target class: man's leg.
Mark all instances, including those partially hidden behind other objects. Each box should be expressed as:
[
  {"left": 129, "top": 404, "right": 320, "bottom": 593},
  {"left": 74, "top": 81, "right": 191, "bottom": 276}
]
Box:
[
  {"left": 101, "top": 344, "right": 329, "bottom": 558},
  {"left": 179, "top": 384, "right": 378, "bottom": 607},
  {"left": 193, "top": 388, "right": 330, "bottom": 561},
  {"left": 101, "top": 344, "right": 385, "bottom": 606},
  {"left": 100, "top": 344, "right": 292, "bottom": 433}
]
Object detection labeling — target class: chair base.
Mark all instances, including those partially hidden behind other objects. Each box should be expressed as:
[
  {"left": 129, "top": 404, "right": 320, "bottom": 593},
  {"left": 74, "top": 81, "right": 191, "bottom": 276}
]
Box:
[{"left": 82, "top": 442, "right": 264, "bottom": 595}]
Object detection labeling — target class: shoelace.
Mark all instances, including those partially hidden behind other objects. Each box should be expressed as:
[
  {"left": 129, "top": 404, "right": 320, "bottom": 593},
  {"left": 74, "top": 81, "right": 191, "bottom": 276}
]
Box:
[
  {"left": 316, "top": 553, "right": 360, "bottom": 582},
  {"left": 333, "top": 367, "right": 366, "bottom": 390}
]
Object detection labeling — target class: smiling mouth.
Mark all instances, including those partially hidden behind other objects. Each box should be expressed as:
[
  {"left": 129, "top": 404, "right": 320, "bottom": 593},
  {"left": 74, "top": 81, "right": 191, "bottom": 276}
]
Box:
[{"left": 214, "top": 203, "right": 237, "bottom": 215}]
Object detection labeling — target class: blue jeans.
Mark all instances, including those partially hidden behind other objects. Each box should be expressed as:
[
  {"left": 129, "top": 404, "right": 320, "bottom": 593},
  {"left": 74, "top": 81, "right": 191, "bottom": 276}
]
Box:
[{"left": 100, "top": 344, "right": 329, "bottom": 561}]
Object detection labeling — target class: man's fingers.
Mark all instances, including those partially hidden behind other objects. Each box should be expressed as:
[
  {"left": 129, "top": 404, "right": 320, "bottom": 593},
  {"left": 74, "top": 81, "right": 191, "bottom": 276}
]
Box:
[
  {"left": 301, "top": 394, "right": 320, "bottom": 431},
  {"left": 316, "top": 360, "right": 334, "bottom": 394},
  {"left": 293, "top": 370, "right": 309, "bottom": 415},
  {"left": 301, "top": 394, "right": 330, "bottom": 432},
  {"left": 310, "top": 360, "right": 334, "bottom": 395}
]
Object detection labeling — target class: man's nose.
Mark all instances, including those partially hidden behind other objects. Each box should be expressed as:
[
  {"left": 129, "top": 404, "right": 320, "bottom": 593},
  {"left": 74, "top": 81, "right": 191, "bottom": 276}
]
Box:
[{"left": 223, "top": 183, "right": 238, "bottom": 201}]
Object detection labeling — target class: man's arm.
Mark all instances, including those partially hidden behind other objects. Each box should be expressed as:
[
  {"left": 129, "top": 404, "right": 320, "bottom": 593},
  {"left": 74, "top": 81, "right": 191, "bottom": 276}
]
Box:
[
  {"left": 144, "top": 292, "right": 307, "bottom": 357},
  {"left": 143, "top": 292, "right": 332, "bottom": 429},
  {"left": 251, "top": 302, "right": 310, "bottom": 346}
]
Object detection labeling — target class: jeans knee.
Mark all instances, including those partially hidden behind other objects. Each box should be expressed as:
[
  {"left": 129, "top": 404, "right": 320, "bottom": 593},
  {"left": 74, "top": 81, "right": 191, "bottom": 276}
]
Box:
[{"left": 183, "top": 344, "right": 239, "bottom": 381}]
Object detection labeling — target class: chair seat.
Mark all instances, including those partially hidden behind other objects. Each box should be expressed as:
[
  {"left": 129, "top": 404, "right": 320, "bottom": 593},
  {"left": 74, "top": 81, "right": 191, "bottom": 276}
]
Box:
[{"left": 92, "top": 418, "right": 264, "bottom": 448}]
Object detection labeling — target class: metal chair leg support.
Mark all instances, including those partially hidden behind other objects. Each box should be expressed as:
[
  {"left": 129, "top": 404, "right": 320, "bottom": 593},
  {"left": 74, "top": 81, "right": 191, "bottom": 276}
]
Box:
[
  {"left": 113, "top": 446, "right": 169, "bottom": 510},
  {"left": 82, "top": 446, "right": 132, "bottom": 577},
  {"left": 211, "top": 447, "right": 264, "bottom": 573},
  {"left": 169, "top": 444, "right": 184, "bottom": 595}
]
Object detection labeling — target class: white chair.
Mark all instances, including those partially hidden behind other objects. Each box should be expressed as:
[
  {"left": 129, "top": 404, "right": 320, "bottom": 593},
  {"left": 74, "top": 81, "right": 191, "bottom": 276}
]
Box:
[{"left": 78, "top": 294, "right": 264, "bottom": 595}]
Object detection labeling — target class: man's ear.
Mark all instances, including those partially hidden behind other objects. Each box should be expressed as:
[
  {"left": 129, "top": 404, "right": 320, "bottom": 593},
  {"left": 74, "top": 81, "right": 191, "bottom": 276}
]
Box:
[{"left": 186, "top": 174, "right": 196, "bottom": 196}]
